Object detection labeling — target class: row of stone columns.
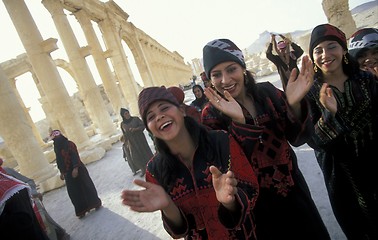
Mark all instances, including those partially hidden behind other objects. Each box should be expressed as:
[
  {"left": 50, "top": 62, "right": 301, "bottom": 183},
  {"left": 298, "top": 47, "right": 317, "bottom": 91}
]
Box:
[
  {"left": 0, "top": 0, "right": 192, "bottom": 192},
  {"left": 42, "top": 0, "right": 116, "bottom": 137}
]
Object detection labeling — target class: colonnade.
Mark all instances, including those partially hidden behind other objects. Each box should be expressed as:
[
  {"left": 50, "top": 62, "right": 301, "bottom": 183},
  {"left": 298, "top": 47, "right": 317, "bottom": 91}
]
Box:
[{"left": 0, "top": 0, "right": 192, "bottom": 192}]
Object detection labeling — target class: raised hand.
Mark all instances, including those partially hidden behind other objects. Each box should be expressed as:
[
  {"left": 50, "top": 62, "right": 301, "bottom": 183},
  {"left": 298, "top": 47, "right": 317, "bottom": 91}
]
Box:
[
  {"left": 286, "top": 55, "right": 314, "bottom": 106},
  {"left": 319, "top": 83, "right": 337, "bottom": 116},
  {"left": 121, "top": 179, "right": 170, "bottom": 212},
  {"left": 210, "top": 166, "right": 238, "bottom": 211},
  {"left": 204, "top": 87, "right": 245, "bottom": 124}
]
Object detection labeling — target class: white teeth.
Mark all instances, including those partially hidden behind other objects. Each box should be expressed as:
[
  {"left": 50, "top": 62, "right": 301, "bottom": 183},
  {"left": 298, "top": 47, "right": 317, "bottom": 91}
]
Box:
[
  {"left": 160, "top": 121, "right": 172, "bottom": 130},
  {"left": 224, "top": 84, "right": 235, "bottom": 90}
]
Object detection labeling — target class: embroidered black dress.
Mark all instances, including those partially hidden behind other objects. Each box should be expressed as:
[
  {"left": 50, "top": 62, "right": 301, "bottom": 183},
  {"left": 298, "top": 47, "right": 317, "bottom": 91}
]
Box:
[{"left": 306, "top": 70, "right": 378, "bottom": 240}]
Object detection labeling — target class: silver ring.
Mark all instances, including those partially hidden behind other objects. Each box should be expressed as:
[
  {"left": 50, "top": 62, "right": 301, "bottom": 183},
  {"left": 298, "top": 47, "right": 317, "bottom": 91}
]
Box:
[{"left": 216, "top": 99, "right": 220, "bottom": 103}]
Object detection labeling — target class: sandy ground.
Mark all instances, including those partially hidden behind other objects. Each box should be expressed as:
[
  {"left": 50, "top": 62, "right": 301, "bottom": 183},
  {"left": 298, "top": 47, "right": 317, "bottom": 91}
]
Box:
[{"left": 42, "top": 74, "right": 347, "bottom": 240}]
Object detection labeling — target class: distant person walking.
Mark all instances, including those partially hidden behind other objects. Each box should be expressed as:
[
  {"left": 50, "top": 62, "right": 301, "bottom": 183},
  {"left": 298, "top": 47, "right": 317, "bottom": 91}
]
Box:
[
  {"left": 120, "top": 108, "right": 153, "bottom": 176},
  {"left": 266, "top": 34, "right": 304, "bottom": 90},
  {"left": 50, "top": 130, "right": 102, "bottom": 219}
]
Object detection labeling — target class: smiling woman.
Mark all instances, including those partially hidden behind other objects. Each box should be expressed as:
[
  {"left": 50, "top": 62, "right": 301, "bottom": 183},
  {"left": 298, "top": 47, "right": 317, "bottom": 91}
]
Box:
[{"left": 121, "top": 86, "right": 261, "bottom": 239}]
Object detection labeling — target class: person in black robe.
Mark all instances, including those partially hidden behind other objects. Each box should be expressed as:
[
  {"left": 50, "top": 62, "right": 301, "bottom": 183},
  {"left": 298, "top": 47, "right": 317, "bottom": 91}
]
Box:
[{"left": 50, "top": 130, "right": 102, "bottom": 219}]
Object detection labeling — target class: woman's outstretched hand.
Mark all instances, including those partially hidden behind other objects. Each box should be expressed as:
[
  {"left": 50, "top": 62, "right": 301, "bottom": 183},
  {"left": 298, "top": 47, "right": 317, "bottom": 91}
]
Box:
[
  {"left": 204, "top": 87, "right": 245, "bottom": 124},
  {"left": 121, "top": 179, "right": 170, "bottom": 212},
  {"left": 210, "top": 165, "right": 238, "bottom": 211}
]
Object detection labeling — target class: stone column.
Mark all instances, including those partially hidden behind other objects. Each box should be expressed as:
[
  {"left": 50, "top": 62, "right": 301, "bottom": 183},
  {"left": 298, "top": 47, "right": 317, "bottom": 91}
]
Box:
[
  {"left": 98, "top": 18, "right": 139, "bottom": 115},
  {"left": 322, "top": 0, "right": 357, "bottom": 38},
  {"left": 3, "top": 0, "right": 89, "bottom": 148},
  {"left": 30, "top": 71, "right": 62, "bottom": 133},
  {"left": 0, "top": 66, "right": 63, "bottom": 191},
  {"left": 74, "top": 9, "right": 126, "bottom": 116},
  {"left": 9, "top": 78, "right": 46, "bottom": 147},
  {"left": 42, "top": 0, "right": 116, "bottom": 137},
  {"left": 134, "top": 35, "right": 156, "bottom": 87}
]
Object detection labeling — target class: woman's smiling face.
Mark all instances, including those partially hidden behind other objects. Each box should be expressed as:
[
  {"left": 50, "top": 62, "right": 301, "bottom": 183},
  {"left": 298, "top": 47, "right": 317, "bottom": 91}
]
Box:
[
  {"left": 146, "top": 100, "right": 185, "bottom": 142},
  {"left": 210, "top": 61, "right": 245, "bottom": 99},
  {"left": 313, "top": 40, "right": 346, "bottom": 74}
]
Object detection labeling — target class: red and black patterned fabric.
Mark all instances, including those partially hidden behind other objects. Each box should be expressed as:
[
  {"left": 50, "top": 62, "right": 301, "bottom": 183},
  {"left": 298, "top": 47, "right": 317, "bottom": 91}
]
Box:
[
  {"left": 202, "top": 82, "right": 331, "bottom": 240},
  {"left": 309, "top": 23, "right": 347, "bottom": 60},
  {"left": 146, "top": 123, "right": 259, "bottom": 240},
  {"left": 53, "top": 135, "right": 102, "bottom": 217}
]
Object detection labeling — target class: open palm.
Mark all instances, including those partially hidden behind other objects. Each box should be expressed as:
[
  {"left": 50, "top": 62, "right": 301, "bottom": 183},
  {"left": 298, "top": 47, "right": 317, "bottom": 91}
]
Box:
[{"left": 121, "top": 179, "right": 170, "bottom": 212}]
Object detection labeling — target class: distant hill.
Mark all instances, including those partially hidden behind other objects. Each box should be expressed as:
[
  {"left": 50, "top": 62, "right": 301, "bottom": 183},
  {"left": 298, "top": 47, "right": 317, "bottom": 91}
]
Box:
[
  {"left": 351, "top": 0, "right": 377, "bottom": 14},
  {"left": 246, "top": 0, "right": 378, "bottom": 56},
  {"left": 246, "top": 30, "right": 309, "bottom": 55}
]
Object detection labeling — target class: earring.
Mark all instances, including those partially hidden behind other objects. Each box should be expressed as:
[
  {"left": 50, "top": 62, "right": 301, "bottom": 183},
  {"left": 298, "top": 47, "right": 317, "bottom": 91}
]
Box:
[
  {"left": 313, "top": 65, "right": 318, "bottom": 72},
  {"left": 244, "top": 71, "right": 250, "bottom": 85},
  {"left": 343, "top": 54, "right": 349, "bottom": 65}
]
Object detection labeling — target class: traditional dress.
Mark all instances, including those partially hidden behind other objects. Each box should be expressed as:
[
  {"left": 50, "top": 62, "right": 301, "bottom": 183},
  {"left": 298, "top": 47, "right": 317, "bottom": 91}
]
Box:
[
  {"left": 53, "top": 134, "right": 102, "bottom": 217},
  {"left": 306, "top": 70, "right": 378, "bottom": 239},
  {"left": 3, "top": 166, "right": 69, "bottom": 240},
  {"left": 120, "top": 108, "right": 153, "bottom": 175},
  {"left": 202, "top": 82, "right": 330, "bottom": 240},
  {"left": 146, "top": 117, "right": 259, "bottom": 240},
  {"left": 0, "top": 170, "right": 49, "bottom": 240}
]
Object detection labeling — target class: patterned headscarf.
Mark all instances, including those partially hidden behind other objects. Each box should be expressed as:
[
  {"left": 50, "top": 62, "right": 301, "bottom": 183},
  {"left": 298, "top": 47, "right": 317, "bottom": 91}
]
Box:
[
  {"left": 49, "top": 130, "right": 62, "bottom": 141},
  {"left": 202, "top": 39, "right": 246, "bottom": 79},
  {"left": 309, "top": 23, "right": 347, "bottom": 60},
  {"left": 138, "top": 86, "right": 179, "bottom": 127},
  {"left": 349, "top": 28, "right": 378, "bottom": 58}
]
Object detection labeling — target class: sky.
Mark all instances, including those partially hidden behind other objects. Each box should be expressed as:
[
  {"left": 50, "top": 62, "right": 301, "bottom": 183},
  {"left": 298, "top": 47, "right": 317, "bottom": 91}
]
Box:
[{"left": 0, "top": 0, "right": 371, "bottom": 121}]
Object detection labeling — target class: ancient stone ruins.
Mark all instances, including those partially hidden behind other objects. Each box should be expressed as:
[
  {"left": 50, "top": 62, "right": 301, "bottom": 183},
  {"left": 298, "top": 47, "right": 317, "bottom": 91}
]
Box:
[{"left": 0, "top": 0, "right": 360, "bottom": 193}]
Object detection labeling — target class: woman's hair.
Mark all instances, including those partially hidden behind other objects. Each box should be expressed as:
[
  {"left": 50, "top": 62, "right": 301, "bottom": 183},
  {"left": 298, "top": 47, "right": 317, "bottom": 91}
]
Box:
[{"left": 152, "top": 116, "right": 215, "bottom": 191}]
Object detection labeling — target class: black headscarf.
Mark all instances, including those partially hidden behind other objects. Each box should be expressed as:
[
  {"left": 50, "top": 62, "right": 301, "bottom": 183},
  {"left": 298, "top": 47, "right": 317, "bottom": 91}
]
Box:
[{"left": 120, "top": 108, "right": 132, "bottom": 124}]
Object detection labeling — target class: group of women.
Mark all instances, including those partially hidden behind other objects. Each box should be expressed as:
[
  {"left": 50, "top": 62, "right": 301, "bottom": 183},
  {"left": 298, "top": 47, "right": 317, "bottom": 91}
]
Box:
[{"left": 121, "top": 24, "right": 377, "bottom": 240}]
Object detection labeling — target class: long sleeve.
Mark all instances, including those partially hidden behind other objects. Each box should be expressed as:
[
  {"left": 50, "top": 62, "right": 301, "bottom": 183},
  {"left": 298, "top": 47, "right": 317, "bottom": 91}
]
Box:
[
  {"left": 145, "top": 171, "right": 189, "bottom": 238},
  {"left": 68, "top": 141, "right": 81, "bottom": 168},
  {"left": 291, "top": 42, "right": 304, "bottom": 59},
  {"left": 266, "top": 43, "right": 275, "bottom": 62}
]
